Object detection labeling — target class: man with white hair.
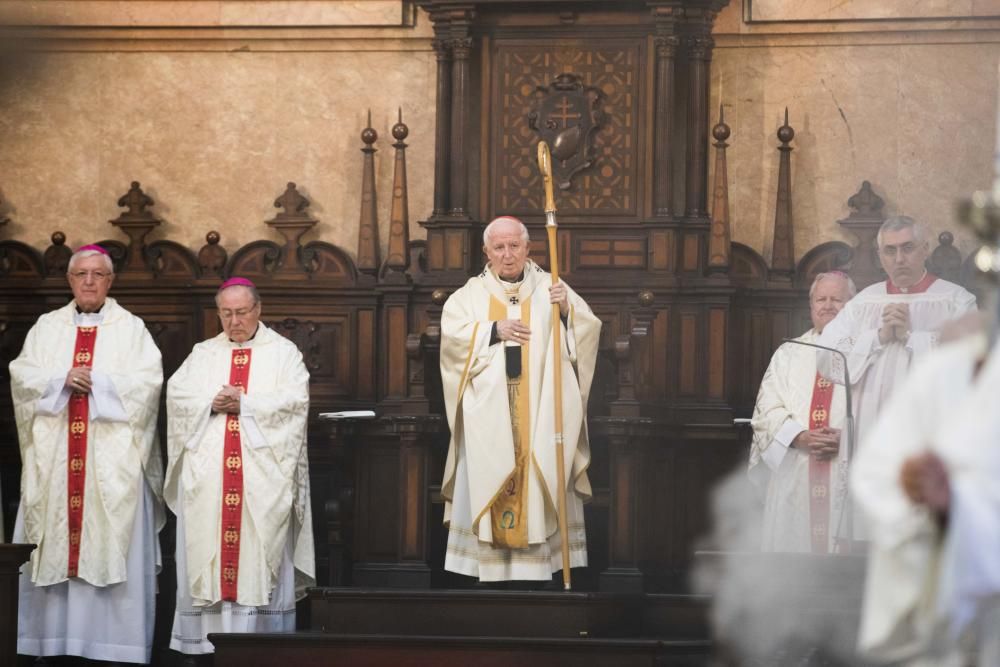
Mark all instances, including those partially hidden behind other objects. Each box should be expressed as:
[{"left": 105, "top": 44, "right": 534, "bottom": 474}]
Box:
[
  {"left": 439, "top": 215, "right": 601, "bottom": 582},
  {"left": 165, "top": 277, "right": 314, "bottom": 662},
  {"left": 749, "top": 271, "right": 855, "bottom": 553},
  {"left": 818, "top": 217, "right": 976, "bottom": 544},
  {"left": 10, "top": 244, "right": 164, "bottom": 664}
]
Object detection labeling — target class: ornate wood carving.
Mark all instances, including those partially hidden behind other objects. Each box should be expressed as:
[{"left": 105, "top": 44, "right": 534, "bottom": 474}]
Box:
[
  {"left": 495, "top": 44, "right": 638, "bottom": 217},
  {"left": 43, "top": 232, "right": 72, "bottom": 276},
  {"left": 929, "top": 231, "right": 963, "bottom": 283},
  {"left": 198, "top": 231, "right": 228, "bottom": 278},
  {"left": 770, "top": 109, "right": 795, "bottom": 279},
  {"left": 265, "top": 182, "right": 318, "bottom": 277},
  {"left": 707, "top": 105, "right": 731, "bottom": 275},
  {"left": 683, "top": 9, "right": 716, "bottom": 219},
  {"left": 447, "top": 8, "right": 474, "bottom": 219},
  {"left": 358, "top": 113, "right": 381, "bottom": 278},
  {"left": 837, "top": 180, "right": 886, "bottom": 289},
  {"left": 431, "top": 37, "right": 452, "bottom": 217},
  {"left": 527, "top": 73, "right": 605, "bottom": 192},
  {"left": 109, "top": 181, "right": 159, "bottom": 276}
]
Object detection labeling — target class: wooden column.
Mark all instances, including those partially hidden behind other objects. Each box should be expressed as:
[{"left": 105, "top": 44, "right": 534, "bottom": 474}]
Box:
[
  {"left": 448, "top": 32, "right": 473, "bottom": 218},
  {"left": 383, "top": 109, "right": 411, "bottom": 280},
  {"left": 432, "top": 37, "right": 452, "bottom": 217},
  {"left": 597, "top": 421, "right": 649, "bottom": 593},
  {"left": 683, "top": 22, "right": 713, "bottom": 219},
  {"left": 651, "top": 4, "right": 681, "bottom": 218}
]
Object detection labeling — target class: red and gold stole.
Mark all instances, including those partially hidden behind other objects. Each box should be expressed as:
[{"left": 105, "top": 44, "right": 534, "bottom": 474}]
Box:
[
  {"left": 221, "top": 347, "right": 251, "bottom": 602},
  {"left": 67, "top": 326, "right": 97, "bottom": 577},
  {"left": 808, "top": 372, "right": 834, "bottom": 554}
]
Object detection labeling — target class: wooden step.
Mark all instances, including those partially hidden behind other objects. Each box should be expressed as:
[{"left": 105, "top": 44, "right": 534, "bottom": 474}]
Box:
[
  {"left": 208, "top": 632, "right": 713, "bottom": 667},
  {"left": 309, "top": 588, "right": 710, "bottom": 639}
]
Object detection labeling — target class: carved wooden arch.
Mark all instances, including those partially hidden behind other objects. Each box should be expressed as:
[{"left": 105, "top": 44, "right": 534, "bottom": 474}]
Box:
[
  {"left": 301, "top": 241, "right": 359, "bottom": 285},
  {"left": 146, "top": 240, "right": 201, "bottom": 279},
  {"left": 0, "top": 240, "right": 44, "bottom": 279},
  {"left": 94, "top": 239, "right": 129, "bottom": 274},
  {"left": 227, "top": 239, "right": 359, "bottom": 285},
  {"left": 729, "top": 242, "right": 769, "bottom": 288},
  {"left": 795, "top": 241, "right": 852, "bottom": 289}
]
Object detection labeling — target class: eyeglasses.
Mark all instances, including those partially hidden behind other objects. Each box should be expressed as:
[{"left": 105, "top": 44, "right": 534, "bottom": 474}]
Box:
[
  {"left": 219, "top": 303, "right": 259, "bottom": 321},
  {"left": 68, "top": 271, "right": 112, "bottom": 281}
]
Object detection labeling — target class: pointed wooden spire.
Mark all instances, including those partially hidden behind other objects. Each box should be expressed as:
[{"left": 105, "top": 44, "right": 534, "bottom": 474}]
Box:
[
  {"left": 382, "top": 107, "right": 411, "bottom": 281},
  {"left": 770, "top": 108, "right": 795, "bottom": 280},
  {"left": 708, "top": 103, "right": 731, "bottom": 275},
  {"left": 357, "top": 109, "right": 380, "bottom": 277}
]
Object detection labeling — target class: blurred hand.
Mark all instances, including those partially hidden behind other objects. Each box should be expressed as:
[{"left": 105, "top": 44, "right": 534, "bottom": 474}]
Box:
[
  {"left": 792, "top": 427, "right": 841, "bottom": 460},
  {"left": 879, "top": 303, "right": 910, "bottom": 344},
  {"left": 900, "top": 452, "right": 950, "bottom": 515}
]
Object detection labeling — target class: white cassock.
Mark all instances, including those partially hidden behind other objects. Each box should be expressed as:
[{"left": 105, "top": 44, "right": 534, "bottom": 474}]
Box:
[
  {"left": 9, "top": 298, "right": 164, "bottom": 663},
  {"left": 749, "top": 329, "right": 847, "bottom": 553},
  {"left": 852, "top": 333, "right": 1000, "bottom": 665},
  {"left": 440, "top": 260, "right": 601, "bottom": 581},
  {"left": 165, "top": 323, "right": 315, "bottom": 654}
]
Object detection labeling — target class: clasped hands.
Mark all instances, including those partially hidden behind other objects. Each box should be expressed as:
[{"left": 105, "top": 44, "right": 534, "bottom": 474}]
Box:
[
  {"left": 791, "top": 427, "right": 840, "bottom": 460},
  {"left": 64, "top": 367, "right": 93, "bottom": 394},
  {"left": 878, "top": 303, "right": 911, "bottom": 345},
  {"left": 495, "top": 282, "right": 569, "bottom": 344},
  {"left": 212, "top": 384, "right": 243, "bottom": 414}
]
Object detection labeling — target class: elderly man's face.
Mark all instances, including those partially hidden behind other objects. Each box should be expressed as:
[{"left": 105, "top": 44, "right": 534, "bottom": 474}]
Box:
[
  {"left": 484, "top": 219, "right": 530, "bottom": 280},
  {"left": 67, "top": 254, "right": 114, "bottom": 313},
  {"left": 879, "top": 227, "right": 929, "bottom": 289},
  {"left": 810, "top": 278, "right": 850, "bottom": 333},
  {"left": 217, "top": 286, "right": 261, "bottom": 343}
]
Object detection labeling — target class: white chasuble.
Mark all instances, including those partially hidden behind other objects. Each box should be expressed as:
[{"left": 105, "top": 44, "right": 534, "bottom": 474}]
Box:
[
  {"left": 852, "top": 334, "right": 1000, "bottom": 664},
  {"left": 749, "top": 329, "right": 847, "bottom": 553},
  {"left": 439, "top": 260, "right": 601, "bottom": 581},
  {"left": 10, "top": 298, "right": 164, "bottom": 587},
  {"left": 165, "top": 323, "right": 314, "bottom": 609}
]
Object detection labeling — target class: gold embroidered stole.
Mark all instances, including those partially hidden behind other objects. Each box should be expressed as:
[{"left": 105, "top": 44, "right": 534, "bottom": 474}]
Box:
[
  {"left": 488, "top": 294, "right": 532, "bottom": 549},
  {"left": 221, "top": 347, "right": 251, "bottom": 601},
  {"left": 67, "top": 326, "right": 96, "bottom": 577}
]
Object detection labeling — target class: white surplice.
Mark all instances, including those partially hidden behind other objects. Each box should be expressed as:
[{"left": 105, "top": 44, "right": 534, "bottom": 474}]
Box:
[
  {"left": 165, "top": 323, "right": 314, "bottom": 654},
  {"left": 749, "top": 329, "right": 847, "bottom": 552},
  {"left": 9, "top": 298, "right": 164, "bottom": 663},
  {"left": 852, "top": 333, "right": 1000, "bottom": 665},
  {"left": 439, "top": 261, "right": 601, "bottom": 581},
  {"left": 817, "top": 278, "right": 976, "bottom": 541}
]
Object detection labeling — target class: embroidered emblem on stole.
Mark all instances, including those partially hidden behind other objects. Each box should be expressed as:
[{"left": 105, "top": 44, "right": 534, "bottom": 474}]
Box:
[
  {"left": 67, "top": 326, "right": 96, "bottom": 577},
  {"left": 221, "top": 348, "right": 251, "bottom": 601},
  {"left": 808, "top": 373, "right": 834, "bottom": 554}
]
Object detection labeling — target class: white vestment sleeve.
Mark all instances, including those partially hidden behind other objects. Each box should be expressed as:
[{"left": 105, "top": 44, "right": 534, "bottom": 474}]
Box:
[
  {"left": 89, "top": 369, "right": 129, "bottom": 422},
  {"left": 238, "top": 395, "right": 270, "bottom": 450},
  {"left": 35, "top": 374, "right": 71, "bottom": 416}
]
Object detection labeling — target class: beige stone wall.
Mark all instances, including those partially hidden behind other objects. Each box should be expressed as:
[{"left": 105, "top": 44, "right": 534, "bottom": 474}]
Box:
[
  {"left": 0, "top": 2, "right": 435, "bottom": 257},
  {"left": 711, "top": 2, "right": 1000, "bottom": 263}
]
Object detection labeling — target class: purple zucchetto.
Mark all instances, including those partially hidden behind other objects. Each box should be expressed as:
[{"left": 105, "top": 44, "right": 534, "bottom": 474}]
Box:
[
  {"left": 75, "top": 244, "right": 109, "bottom": 256},
  {"left": 218, "top": 277, "right": 256, "bottom": 292}
]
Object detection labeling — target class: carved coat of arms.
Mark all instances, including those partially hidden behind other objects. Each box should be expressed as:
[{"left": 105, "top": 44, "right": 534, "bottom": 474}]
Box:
[{"left": 528, "top": 73, "right": 605, "bottom": 191}]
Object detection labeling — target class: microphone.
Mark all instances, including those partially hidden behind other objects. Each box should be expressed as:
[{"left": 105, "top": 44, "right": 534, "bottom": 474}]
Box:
[{"left": 781, "top": 337, "right": 856, "bottom": 554}]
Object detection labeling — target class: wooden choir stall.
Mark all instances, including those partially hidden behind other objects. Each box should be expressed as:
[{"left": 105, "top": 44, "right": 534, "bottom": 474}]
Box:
[{"left": 0, "top": 1, "right": 984, "bottom": 665}]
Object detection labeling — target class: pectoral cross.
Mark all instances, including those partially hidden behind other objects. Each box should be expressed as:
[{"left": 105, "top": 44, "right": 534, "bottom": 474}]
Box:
[{"left": 509, "top": 295, "right": 519, "bottom": 305}]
